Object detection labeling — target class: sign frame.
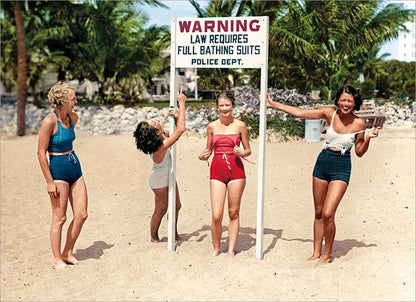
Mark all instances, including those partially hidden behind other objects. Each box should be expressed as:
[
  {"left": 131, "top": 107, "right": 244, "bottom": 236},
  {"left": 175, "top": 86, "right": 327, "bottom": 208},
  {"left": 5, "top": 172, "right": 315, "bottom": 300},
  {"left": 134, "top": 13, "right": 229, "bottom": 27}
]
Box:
[{"left": 169, "top": 16, "right": 269, "bottom": 259}]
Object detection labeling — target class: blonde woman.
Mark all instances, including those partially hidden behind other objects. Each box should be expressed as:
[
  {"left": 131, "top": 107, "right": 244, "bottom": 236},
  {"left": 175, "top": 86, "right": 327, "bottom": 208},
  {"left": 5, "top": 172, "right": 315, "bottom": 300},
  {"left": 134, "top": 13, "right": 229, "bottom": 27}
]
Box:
[
  {"left": 198, "top": 91, "right": 252, "bottom": 257},
  {"left": 37, "top": 82, "right": 88, "bottom": 269}
]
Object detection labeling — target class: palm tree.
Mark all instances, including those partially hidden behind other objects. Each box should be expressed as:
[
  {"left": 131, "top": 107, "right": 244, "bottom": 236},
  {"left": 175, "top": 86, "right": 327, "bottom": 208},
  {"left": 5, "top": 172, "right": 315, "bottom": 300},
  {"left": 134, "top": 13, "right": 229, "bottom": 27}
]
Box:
[
  {"left": 12, "top": 1, "right": 27, "bottom": 136},
  {"left": 268, "top": 0, "right": 414, "bottom": 93},
  {"left": 190, "top": 0, "right": 250, "bottom": 18},
  {"left": 188, "top": 0, "right": 254, "bottom": 89},
  {"left": 62, "top": 1, "right": 168, "bottom": 102},
  {"left": 21, "top": 0, "right": 168, "bottom": 103}
]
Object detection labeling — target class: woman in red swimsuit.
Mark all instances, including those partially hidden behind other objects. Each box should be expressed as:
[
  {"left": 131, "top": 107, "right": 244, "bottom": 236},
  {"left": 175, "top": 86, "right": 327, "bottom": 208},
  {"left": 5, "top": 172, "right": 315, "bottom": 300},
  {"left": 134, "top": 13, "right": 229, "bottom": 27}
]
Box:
[{"left": 198, "top": 91, "right": 252, "bottom": 257}]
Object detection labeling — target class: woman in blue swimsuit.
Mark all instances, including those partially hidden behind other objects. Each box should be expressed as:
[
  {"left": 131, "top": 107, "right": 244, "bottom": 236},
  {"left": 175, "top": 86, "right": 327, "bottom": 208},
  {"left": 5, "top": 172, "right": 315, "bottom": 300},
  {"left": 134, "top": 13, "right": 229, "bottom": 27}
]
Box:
[
  {"left": 37, "top": 82, "right": 88, "bottom": 269},
  {"left": 267, "top": 85, "right": 378, "bottom": 265}
]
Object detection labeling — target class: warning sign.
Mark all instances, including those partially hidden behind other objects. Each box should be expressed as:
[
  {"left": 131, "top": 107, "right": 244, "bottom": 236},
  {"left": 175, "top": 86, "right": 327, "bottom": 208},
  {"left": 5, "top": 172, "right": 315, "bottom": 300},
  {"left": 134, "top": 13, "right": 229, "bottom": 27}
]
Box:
[{"left": 172, "top": 17, "right": 268, "bottom": 68}]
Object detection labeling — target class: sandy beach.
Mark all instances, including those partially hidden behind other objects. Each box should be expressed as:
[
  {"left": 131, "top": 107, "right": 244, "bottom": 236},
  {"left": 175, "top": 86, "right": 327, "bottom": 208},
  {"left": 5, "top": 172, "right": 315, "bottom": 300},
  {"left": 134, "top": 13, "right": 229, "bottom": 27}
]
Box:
[{"left": 1, "top": 127, "right": 415, "bottom": 301}]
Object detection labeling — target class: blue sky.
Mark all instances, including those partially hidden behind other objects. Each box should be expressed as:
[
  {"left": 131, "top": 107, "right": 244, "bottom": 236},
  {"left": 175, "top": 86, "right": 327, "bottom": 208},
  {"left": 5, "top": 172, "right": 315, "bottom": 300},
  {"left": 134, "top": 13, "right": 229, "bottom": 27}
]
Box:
[
  {"left": 141, "top": 1, "right": 205, "bottom": 27},
  {"left": 142, "top": 0, "right": 400, "bottom": 60}
]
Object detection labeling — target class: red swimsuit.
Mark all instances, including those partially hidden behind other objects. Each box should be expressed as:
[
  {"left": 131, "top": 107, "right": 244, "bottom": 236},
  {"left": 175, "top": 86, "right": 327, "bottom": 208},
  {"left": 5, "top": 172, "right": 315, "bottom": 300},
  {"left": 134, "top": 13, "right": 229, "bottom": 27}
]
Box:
[{"left": 210, "top": 134, "right": 246, "bottom": 184}]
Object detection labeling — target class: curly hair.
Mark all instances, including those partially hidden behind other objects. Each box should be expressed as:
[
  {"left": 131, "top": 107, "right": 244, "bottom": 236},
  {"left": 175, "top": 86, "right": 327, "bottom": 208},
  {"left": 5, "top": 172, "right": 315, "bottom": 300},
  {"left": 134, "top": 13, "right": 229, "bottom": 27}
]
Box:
[
  {"left": 334, "top": 84, "right": 362, "bottom": 111},
  {"left": 216, "top": 90, "right": 235, "bottom": 105},
  {"left": 133, "top": 121, "right": 163, "bottom": 154},
  {"left": 48, "top": 81, "right": 74, "bottom": 110}
]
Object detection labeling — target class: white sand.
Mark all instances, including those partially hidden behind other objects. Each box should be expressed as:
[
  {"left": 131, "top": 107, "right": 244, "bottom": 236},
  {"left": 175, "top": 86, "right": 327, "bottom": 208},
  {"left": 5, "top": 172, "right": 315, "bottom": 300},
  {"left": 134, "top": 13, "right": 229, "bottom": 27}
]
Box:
[{"left": 1, "top": 127, "right": 414, "bottom": 301}]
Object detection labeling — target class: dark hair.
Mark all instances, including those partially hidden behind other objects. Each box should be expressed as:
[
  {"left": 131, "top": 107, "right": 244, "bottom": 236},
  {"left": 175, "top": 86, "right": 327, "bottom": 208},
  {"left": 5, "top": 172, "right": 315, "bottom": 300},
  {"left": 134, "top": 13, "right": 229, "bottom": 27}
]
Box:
[
  {"left": 216, "top": 90, "right": 235, "bottom": 105},
  {"left": 133, "top": 121, "right": 163, "bottom": 154},
  {"left": 334, "top": 85, "right": 362, "bottom": 111}
]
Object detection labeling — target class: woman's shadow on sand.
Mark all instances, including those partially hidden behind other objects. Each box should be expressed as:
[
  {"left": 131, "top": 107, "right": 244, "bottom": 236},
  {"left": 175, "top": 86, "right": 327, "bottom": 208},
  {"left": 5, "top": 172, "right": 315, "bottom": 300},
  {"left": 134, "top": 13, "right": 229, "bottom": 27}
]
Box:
[
  {"left": 179, "top": 225, "right": 376, "bottom": 259},
  {"left": 74, "top": 241, "right": 114, "bottom": 261},
  {"left": 280, "top": 237, "right": 377, "bottom": 259},
  {"left": 177, "top": 225, "right": 282, "bottom": 256}
]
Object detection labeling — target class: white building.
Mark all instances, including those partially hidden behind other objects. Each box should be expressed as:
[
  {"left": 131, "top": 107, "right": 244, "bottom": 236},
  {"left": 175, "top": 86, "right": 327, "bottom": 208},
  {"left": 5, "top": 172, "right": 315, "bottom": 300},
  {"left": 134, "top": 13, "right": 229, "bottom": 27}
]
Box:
[{"left": 397, "top": 1, "right": 416, "bottom": 62}]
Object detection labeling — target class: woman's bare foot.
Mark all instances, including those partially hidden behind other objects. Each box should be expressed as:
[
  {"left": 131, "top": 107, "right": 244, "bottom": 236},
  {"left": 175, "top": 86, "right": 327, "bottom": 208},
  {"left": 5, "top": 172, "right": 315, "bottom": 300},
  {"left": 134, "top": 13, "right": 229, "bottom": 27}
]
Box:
[
  {"left": 307, "top": 253, "right": 321, "bottom": 261},
  {"left": 211, "top": 250, "right": 220, "bottom": 257},
  {"left": 62, "top": 252, "right": 79, "bottom": 265},
  {"left": 316, "top": 255, "right": 332, "bottom": 265},
  {"left": 151, "top": 237, "right": 161, "bottom": 243},
  {"left": 228, "top": 251, "right": 235, "bottom": 257},
  {"left": 52, "top": 261, "right": 67, "bottom": 270}
]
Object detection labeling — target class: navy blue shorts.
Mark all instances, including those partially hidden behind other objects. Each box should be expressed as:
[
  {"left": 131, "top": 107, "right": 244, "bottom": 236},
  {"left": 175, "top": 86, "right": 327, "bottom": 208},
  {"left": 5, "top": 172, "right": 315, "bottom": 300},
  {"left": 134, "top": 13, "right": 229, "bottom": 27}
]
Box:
[
  {"left": 49, "top": 152, "right": 83, "bottom": 187},
  {"left": 312, "top": 149, "right": 351, "bottom": 185}
]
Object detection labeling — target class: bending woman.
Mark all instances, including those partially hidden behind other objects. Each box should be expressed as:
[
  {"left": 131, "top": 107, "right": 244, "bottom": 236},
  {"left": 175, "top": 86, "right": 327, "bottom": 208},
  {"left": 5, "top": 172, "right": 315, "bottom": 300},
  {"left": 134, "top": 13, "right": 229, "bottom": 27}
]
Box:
[
  {"left": 133, "top": 88, "right": 187, "bottom": 242},
  {"left": 198, "top": 91, "right": 251, "bottom": 257},
  {"left": 37, "top": 82, "right": 88, "bottom": 269},
  {"left": 267, "top": 84, "right": 378, "bottom": 265}
]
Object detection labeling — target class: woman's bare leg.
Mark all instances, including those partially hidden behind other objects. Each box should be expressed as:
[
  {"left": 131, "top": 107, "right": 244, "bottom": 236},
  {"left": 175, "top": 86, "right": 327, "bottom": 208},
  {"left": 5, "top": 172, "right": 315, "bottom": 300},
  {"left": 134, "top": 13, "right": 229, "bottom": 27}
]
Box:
[
  {"left": 49, "top": 181, "right": 69, "bottom": 269},
  {"left": 62, "top": 176, "right": 88, "bottom": 265},
  {"left": 151, "top": 187, "right": 169, "bottom": 242},
  {"left": 308, "top": 177, "right": 328, "bottom": 261},
  {"left": 210, "top": 180, "right": 227, "bottom": 257},
  {"left": 175, "top": 183, "right": 183, "bottom": 240},
  {"left": 226, "top": 179, "right": 245, "bottom": 255},
  {"left": 317, "top": 180, "right": 348, "bottom": 265}
]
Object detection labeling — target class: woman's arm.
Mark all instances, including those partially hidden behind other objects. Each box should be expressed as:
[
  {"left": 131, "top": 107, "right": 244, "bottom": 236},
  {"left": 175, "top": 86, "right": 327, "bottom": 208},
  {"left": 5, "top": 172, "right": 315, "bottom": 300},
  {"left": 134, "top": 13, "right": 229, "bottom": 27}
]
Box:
[
  {"left": 37, "top": 114, "right": 59, "bottom": 197},
  {"left": 160, "top": 89, "right": 187, "bottom": 150},
  {"left": 267, "top": 93, "right": 331, "bottom": 120},
  {"left": 354, "top": 121, "right": 378, "bottom": 157},
  {"left": 198, "top": 122, "right": 214, "bottom": 161}
]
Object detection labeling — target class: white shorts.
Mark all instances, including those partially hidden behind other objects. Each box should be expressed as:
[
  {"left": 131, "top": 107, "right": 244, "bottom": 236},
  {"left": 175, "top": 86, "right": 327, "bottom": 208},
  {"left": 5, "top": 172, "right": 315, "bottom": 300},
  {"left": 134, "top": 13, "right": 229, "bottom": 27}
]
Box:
[{"left": 149, "top": 169, "right": 169, "bottom": 189}]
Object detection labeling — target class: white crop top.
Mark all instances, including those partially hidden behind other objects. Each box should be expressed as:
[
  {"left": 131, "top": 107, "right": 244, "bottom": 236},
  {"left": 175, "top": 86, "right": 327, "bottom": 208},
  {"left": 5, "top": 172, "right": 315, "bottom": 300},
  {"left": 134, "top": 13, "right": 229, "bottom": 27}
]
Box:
[{"left": 323, "top": 109, "right": 365, "bottom": 154}]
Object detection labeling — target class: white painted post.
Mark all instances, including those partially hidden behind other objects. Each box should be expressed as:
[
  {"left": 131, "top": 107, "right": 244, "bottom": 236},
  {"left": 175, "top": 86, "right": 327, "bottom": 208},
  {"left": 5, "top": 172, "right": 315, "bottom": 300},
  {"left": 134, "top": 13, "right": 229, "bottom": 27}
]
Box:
[
  {"left": 256, "top": 20, "right": 269, "bottom": 259},
  {"left": 168, "top": 18, "right": 178, "bottom": 251},
  {"left": 195, "top": 68, "right": 198, "bottom": 100},
  {"left": 256, "top": 66, "right": 268, "bottom": 260}
]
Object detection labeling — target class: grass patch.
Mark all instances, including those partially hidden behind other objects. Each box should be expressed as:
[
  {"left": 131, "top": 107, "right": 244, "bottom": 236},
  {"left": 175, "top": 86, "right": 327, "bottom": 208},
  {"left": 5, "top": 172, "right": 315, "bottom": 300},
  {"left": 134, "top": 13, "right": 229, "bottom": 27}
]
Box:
[{"left": 241, "top": 115, "right": 305, "bottom": 139}]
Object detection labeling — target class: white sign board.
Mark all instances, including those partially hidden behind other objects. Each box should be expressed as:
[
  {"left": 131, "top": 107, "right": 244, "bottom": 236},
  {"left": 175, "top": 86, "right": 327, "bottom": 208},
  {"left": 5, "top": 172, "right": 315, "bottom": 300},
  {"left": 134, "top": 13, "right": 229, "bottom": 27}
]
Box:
[{"left": 173, "top": 17, "right": 268, "bottom": 68}]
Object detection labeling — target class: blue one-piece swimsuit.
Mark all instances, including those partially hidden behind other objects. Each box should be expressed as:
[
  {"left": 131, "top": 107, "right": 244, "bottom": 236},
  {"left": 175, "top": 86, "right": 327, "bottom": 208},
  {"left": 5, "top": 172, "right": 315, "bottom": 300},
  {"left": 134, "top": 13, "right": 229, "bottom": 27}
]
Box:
[{"left": 48, "top": 111, "right": 83, "bottom": 187}]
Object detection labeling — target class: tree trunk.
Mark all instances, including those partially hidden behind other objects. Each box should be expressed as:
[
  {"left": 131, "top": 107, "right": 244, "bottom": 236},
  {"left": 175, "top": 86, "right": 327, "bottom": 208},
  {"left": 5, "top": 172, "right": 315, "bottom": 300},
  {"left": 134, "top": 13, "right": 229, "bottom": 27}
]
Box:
[{"left": 12, "top": 1, "right": 27, "bottom": 136}]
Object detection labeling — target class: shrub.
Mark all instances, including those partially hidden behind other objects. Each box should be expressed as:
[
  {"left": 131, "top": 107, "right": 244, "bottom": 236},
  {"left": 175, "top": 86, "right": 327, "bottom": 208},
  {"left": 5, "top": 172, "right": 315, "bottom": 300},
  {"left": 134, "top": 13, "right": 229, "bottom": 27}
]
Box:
[{"left": 241, "top": 115, "right": 305, "bottom": 139}]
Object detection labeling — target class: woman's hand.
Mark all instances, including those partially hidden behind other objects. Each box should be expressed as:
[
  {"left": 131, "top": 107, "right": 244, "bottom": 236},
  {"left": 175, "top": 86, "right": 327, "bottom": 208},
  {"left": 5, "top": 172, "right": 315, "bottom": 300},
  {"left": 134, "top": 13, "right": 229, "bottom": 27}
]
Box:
[
  {"left": 177, "top": 86, "right": 186, "bottom": 105},
  {"left": 267, "top": 93, "right": 277, "bottom": 108},
  {"left": 233, "top": 145, "right": 245, "bottom": 157},
  {"left": 368, "top": 127, "right": 379, "bottom": 138},
  {"left": 47, "top": 181, "right": 59, "bottom": 198},
  {"left": 198, "top": 149, "right": 212, "bottom": 161},
  {"left": 169, "top": 107, "right": 179, "bottom": 119}
]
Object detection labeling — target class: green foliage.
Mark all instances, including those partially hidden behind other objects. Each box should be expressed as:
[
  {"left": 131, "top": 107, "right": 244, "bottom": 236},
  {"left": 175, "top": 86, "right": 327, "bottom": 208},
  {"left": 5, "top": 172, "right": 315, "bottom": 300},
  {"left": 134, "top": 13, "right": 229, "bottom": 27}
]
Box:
[
  {"left": 0, "top": 4, "right": 17, "bottom": 92},
  {"left": 375, "top": 60, "right": 415, "bottom": 100},
  {"left": 240, "top": 115, "right": 305, "bottom": 140},
  {"left": 1, "top": 0, "right": 169, "bottom": 104},
  {"left": 360, "top": 80, "right": 376, "bottom": 99},
  {"left": 1, "top": 0, "right": 414, "bottom": 107},
  {"left": 267, "top": 0, "right": 414, "bottom": 94}
]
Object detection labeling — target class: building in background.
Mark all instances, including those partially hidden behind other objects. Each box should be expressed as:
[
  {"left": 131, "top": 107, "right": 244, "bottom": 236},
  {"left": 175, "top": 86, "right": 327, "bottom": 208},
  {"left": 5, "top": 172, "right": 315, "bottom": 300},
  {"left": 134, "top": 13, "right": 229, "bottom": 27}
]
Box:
[{"left": 397, "top": 1, "right": 416, "bottom": 62}]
